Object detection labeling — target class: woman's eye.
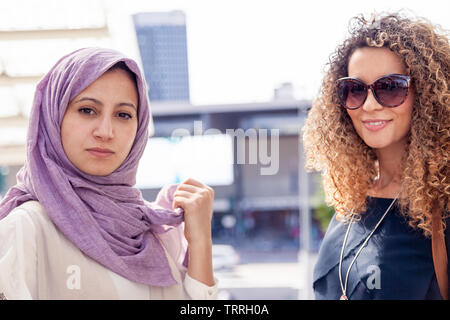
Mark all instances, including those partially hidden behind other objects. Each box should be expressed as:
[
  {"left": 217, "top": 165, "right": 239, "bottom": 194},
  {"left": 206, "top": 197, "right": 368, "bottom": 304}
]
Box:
[
  {"left": 78, "top": 107, "right": 95, "bottom": 115},
  {"left": 118, "top": 112, "right": 133, "bottom": 120}
]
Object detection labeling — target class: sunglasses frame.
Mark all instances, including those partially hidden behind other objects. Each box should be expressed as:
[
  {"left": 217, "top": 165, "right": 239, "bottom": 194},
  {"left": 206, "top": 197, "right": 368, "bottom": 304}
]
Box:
[{"left": 336, "top": 73, "right": 411, "bottom": 110}]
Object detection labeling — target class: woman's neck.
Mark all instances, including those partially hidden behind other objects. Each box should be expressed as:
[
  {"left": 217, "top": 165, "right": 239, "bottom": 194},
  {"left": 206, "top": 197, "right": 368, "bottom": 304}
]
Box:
[{"left": 368, "top": 140, "right": 406, "bottom": 198}]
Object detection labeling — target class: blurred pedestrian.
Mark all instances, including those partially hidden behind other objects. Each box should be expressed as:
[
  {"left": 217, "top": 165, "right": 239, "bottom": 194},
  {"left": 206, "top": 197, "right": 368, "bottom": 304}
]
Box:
[{"left": 303, "top": 11, "right": 449, "bottom": 299}]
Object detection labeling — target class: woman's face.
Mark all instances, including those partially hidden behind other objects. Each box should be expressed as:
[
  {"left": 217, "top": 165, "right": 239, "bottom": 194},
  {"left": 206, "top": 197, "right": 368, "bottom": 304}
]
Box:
[
  {"left": 61, "top": 69, "right": 139, "bottom": 176},
  {"left": 345, "top": 47, "right": 414, "bottom": 150}
]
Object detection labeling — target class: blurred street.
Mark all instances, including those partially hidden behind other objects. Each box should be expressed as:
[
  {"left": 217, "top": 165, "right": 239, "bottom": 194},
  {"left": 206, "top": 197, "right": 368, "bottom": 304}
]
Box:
[{"left": 215, "top": 250, "right": 318, "bottom": 300}]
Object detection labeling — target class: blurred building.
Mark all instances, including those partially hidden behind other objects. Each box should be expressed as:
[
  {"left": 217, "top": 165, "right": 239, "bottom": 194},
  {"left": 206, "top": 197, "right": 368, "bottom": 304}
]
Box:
[
  {"left": 0, "top": 5, "right": 322, "bottom": 253},
  {"left": 0, "top": 0, "right": 111, "bottom": 172},
  {"left": 133, "top": 11, "right": 190, "bottom": 102},
  {"left": 138, "top": 97, "right": 322, "bottom": 252}
]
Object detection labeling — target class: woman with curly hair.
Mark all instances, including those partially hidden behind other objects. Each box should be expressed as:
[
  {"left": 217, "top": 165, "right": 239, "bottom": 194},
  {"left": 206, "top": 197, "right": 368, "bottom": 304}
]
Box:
[{"left": 303, "top": 12, "right": 449, "bottom": 299}]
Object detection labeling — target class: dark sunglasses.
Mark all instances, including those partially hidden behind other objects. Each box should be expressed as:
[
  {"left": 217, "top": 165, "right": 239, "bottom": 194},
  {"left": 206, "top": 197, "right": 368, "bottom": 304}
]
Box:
[{"left": 336, "top": 73, "right": 411, "bottom": 110}]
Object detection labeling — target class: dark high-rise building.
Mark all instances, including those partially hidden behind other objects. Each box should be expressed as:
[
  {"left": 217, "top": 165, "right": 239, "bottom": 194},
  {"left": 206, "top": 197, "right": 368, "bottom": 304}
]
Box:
[{"left": 133, "top": 11, "right": 190, "bottom": 102}]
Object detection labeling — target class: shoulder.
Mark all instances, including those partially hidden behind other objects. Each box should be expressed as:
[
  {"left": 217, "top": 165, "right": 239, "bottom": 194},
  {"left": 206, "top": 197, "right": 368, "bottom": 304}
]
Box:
[
  {"left": 0, "top": 201, "right": 41, "bottom": 234},
  {"left": 0, "top": 201, "right": 55, "bottom": 244},
  {"left": 0, "top": 202, "right": 42, "bottom": 299},
  {"left": 2, "top": 201, "right": 46, "bottom": 219}
]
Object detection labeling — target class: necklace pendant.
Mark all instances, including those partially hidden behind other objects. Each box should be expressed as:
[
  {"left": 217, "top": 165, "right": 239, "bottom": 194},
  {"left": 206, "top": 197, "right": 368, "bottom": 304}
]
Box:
[{"left": 340, "top": 294, "right": 348, "bottom": 300}]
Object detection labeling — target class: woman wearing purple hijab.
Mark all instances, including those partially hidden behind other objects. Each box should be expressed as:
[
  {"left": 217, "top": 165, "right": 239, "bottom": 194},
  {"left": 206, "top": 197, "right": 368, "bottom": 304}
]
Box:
[{"left": 0, "top": 47, "right": 217, "bottom": 299}]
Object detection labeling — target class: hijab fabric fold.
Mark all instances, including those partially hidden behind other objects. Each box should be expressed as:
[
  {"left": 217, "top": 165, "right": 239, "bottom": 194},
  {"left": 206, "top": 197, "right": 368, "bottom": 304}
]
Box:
[{"left": 0, "top": 47, "right": 186, "bottom": 286}]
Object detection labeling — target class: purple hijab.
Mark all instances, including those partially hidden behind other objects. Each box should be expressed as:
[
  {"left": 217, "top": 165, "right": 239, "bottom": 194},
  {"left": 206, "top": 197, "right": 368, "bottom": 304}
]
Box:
[{"left": 0, "top": 47, "right": 186, "bottom": 286}]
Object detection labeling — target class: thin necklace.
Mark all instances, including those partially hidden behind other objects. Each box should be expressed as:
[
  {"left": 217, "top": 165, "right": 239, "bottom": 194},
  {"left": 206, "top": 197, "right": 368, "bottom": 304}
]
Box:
[{"left": 338, "top": 194, "right": 399, "bottom": 300}]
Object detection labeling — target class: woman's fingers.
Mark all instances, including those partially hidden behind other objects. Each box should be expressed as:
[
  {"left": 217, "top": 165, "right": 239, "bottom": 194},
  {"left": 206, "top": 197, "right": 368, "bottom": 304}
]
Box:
[
  {"left": 181, "top": 177, "right": 205, "bottom": 188},
  {"left": 172, "top": 190, "right": 193, "bottom": 209},
  {"left": 180, "top": 177, "right": 214, "bottom": 194},
  {"left": 176, "top": 183, "right": 201, "bottom": 194},
  {"left": 172, "top": 195, "right": 187, "bottom": 210},
  {"left": 174, "top": 179, "right": 214, "bottom": 205},
  {"left": 176, "top": 183, "right": 214, "bottom": 197},
  {"left": 173, "top": 189, "right": 213, "bottom": 209},
  {"left": 173, "top": 190, "right": 193, "bottom": 199},
  {"left": 171, "top": 178, "right": 214, "bottom": 244}
]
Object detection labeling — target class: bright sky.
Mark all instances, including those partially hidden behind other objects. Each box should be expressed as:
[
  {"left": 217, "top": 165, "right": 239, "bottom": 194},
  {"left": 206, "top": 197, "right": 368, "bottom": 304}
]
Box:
[
  {"left": 0, "top": 0, "right": 449, "bottom": 113},
  {"left": 105, "top": 0, "right": 450, "bottom": 105}
]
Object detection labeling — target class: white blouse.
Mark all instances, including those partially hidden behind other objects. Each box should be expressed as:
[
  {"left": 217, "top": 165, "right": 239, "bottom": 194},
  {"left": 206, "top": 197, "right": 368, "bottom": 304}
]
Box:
[{"left": 0, "top": 201, "right": 218, "bottom": 300}]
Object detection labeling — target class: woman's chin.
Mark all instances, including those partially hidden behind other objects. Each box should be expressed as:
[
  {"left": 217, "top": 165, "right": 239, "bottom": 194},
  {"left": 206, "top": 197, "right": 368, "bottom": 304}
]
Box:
[
  {"left": 78, "top": 165, "right": 116, "bottom": 177},
  {"left": 364, "top": 141, "right": 389, "bottom": 150}
]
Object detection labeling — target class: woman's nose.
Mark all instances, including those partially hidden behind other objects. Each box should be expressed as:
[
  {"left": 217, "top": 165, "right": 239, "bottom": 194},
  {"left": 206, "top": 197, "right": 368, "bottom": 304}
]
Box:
[
  {"left": 93, "top": 116, "right": 114, "bottom": 140},
  {"left": 361, "top": 89, "right": 384, "bottom": 112}
]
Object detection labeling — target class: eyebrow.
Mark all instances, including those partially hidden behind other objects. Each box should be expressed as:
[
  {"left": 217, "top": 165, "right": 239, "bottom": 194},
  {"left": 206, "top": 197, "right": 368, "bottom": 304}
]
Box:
[{"left": 73, "top": 97, "right": 137, "bottom": 111}]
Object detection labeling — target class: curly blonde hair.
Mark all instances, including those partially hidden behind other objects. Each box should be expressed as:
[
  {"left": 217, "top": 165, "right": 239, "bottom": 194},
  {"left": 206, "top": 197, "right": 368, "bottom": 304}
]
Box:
[{"left": 302, "top": 12, "right": 450, "bottom": 237}]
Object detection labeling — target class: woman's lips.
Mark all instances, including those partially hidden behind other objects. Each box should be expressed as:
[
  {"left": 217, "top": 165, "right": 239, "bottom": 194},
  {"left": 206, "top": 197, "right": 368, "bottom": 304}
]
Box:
[
  {"left": 87, "top": 148, "right": 115, "bottom": 158},
  {"left": 362, "top": 119, "right": 392, "bottom": 132}
]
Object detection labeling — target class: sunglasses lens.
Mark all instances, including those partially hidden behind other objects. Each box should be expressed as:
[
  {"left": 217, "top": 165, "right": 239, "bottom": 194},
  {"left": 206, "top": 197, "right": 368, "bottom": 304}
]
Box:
[
  {"left": 374, "top": 76, "right": 409, "bottom": 107},
  {"left": 337, "top": 80, "right": 367, "bottom": 109}
]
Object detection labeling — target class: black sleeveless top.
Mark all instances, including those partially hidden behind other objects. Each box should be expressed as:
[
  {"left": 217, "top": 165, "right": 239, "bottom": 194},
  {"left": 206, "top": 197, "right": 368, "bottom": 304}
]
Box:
[{"left": 313, "top": 197, "right": 450, "bottom": 299}]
